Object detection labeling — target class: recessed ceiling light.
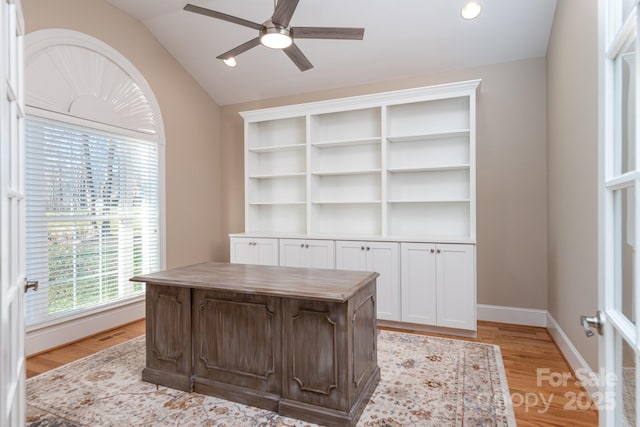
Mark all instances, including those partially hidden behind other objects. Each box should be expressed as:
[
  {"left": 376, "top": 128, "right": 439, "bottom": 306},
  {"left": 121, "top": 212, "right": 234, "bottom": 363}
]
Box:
[
  {"left": 223, "top": 57, "right": 237, "bottom": 67},
  {"left": 461, "top": 1, "right": 482, "bottom": 20}
]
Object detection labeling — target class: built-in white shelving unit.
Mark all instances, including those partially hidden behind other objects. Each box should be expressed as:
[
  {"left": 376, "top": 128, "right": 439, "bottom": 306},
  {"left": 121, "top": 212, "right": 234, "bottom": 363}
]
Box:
[
  {"left": 240, "top": 81, "right": 478, "bottom": 241},
  {"left": 232, "top": 80, "right": 480, "bottom": 334}
]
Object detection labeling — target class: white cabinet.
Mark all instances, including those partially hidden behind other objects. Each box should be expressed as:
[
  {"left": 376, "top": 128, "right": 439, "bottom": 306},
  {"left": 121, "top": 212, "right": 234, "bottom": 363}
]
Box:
[
  {"left": 335, "top": 241, "right": 399, "bottom": 321},
  {"left": 401, "top": 243, "right": 475, "bottom": 330},
  {"left": 230, "top": 237, "right": 278, "bottom": 266},
  {"left": 279, "top": 239, "right": 335, "bottom": 269}
]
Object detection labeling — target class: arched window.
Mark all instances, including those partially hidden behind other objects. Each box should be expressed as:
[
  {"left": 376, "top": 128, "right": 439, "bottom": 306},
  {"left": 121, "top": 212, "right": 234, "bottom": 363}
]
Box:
[{"left": 24, "top": 30, "right": 165, "bottom": 333}]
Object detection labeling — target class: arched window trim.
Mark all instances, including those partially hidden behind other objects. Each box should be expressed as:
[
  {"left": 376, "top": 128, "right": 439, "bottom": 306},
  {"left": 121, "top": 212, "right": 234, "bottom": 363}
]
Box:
[
  {"left": 25, "top": 29, "right": 166, "bottom": 144},
  {"left": 24, "top": 29, "right": 166, "bottom": 352}
]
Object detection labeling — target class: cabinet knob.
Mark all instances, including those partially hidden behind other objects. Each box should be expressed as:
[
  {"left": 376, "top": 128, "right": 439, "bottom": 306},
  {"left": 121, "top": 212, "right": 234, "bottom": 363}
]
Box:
[
  {"left": 437, "top": 249, "right": 441, "bottom": 254},
  {"left": 305, "top": 244, "right": 309, "bottom": 248},
  {"left": 361, "top": 246, "right": 365, "bottom": 250},
  {"left": 430, "top": 249, "right": 435, "bottom": 253},
  {"left": 366, "top": 246, "right": 370, "bottom": 251},
  {"left": 301, "top": 243, "right": 305, "bottom": 248}
]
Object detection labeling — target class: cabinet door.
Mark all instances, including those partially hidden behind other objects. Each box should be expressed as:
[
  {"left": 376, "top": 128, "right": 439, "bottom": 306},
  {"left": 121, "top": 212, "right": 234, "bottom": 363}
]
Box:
[
  {"left": 366, "top": 242, "right": 400, "bottom": 321},
  {"left": 230, "top": 237, "right": 252, "bottom": 264},
  {"left": 305, "top": 239, "right": 335, "bottom": 269},
  {"left": 253, "top": 238, "right": 279, "bottom": 266},
  {"left": 335, "top": 240, "right": 367, "bottom": 271},
  {"left": 436, "top": 244, "right": 475, "bottom": 330},
  {"left": 279, "top": 239, "right": 307, "bottom": 268},
  {"left": 400, "top": 243, "right": 437, "bottom": 325}
]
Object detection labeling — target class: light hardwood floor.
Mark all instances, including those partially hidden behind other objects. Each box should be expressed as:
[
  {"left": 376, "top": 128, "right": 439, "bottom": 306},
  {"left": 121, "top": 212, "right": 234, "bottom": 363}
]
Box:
[{"left": 27, "top": 319, "right": 598, "bottom": 426}]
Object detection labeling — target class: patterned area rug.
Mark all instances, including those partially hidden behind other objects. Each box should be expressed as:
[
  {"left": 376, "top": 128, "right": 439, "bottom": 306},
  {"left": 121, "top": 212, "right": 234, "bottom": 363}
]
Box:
[{"left": 26, "top": 330, "right": 516, "bottom": 426}]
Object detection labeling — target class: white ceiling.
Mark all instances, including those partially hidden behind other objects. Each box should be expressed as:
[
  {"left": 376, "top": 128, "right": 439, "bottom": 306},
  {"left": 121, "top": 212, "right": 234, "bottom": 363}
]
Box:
[{"left": 106, "top": 0, "right": 557, "bottom": 106}]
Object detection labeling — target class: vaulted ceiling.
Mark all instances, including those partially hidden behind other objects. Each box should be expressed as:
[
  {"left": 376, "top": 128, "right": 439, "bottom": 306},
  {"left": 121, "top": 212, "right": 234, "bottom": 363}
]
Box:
[{"left": 106, "top": 0, "right": 557, "bottom": 106}]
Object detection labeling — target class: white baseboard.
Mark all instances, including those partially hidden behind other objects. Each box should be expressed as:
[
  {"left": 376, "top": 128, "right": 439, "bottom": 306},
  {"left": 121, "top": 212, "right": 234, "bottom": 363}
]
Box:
[
  {"left": 477, "top": 304, "right": 548, "bottom": 327},
  {"left": 546, "top": 312, "right": 599, "bottom": 398},
  {"left": 378, "top": 319, "right": 478, "bottom": 338},
  {"left": 25, "top": 300, "right": 145, "bottom": 356}
]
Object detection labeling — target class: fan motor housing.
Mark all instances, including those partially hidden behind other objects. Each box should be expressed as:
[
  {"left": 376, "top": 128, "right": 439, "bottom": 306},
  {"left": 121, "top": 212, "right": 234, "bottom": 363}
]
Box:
[{"left": 260, "top": 20, "right": 292, "bottom": 49}]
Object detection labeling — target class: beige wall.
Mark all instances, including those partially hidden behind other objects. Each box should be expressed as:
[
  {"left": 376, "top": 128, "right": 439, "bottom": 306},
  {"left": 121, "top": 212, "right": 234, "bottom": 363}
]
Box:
[
  {"left": 546, "top": 0, "right": 599, "bottom": 369},
  {"left": 221, "top": 58, "right": 549, "bottom": 310},
  {"left": 22, "top": 0, "right": 224, "bottom": 268}
]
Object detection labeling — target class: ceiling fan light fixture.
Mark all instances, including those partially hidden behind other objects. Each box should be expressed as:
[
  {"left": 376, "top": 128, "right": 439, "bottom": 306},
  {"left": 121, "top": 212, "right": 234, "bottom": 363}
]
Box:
[
  {"left": 461, "top": 1, "right": 482, "bottom": 20},
  {"left": 222, "top": 57, "right": 237, "bottom": 67},
  {"left": 260, "top": 22, "right": 292, "bottom": 49}
]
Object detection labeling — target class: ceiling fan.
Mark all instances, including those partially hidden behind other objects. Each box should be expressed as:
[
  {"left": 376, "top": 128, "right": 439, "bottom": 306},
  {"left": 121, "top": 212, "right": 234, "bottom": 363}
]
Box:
[{"left": 184, "top": 0, "right": 365, "bottom": 71}]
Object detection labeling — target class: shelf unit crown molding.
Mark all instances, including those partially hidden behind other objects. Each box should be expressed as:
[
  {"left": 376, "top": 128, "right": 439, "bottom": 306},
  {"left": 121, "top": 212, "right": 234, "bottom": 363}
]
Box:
[{"left": 240, "top": 79, "right": 481, "bottom": 121}]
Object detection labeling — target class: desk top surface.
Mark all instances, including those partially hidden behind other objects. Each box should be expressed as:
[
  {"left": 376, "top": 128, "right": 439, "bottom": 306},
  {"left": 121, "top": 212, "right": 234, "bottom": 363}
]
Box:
[{"left": 131, "top": 262, "right": 379, "bottom": 302}]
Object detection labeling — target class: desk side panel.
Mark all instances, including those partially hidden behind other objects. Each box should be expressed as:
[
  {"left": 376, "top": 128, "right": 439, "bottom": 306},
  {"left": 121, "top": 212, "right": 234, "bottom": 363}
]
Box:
[
  {"left": 283, "top": 298, "right": 349, "bottom": 412},
  {"left": 143, "top": 283, "right": 192, "bottom": 391}
]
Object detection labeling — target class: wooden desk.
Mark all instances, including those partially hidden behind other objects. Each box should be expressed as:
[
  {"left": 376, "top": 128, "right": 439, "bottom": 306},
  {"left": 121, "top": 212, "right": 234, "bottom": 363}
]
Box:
[{"left": 131, "top": 262, "right": 380, "bottom": 427}]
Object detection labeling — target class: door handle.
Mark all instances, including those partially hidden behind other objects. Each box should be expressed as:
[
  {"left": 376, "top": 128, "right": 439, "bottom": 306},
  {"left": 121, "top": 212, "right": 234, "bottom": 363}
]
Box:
[
  {"left": 24, "top": 279, "right": 39, "bottom": 293},
  {"left": 580, "top": 311, "right": 604, "bottom": 337}
]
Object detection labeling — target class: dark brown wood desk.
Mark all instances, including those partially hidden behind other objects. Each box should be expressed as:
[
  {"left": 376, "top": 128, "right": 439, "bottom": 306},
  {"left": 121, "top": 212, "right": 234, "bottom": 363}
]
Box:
[{"left": 131, "top": 262, "right": 380, "bottom": 427}]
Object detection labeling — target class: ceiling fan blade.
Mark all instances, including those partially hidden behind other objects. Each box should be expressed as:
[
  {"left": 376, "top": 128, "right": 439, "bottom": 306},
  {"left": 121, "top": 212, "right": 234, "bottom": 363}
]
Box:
[
  {"left": 292, "top": 27, "right": 365, "bottom": 40},
  {"left": 283, "top": 43, "right": 313, "bottom": 72},
  {"left": 271, "top": 0, "right": 300, "bottom": 27},
  {"left": 216, "top": 37, "right": 261, "bottom": 60},
  {"left": 184, "top": 4, "right": 263, "bottom": 31}
]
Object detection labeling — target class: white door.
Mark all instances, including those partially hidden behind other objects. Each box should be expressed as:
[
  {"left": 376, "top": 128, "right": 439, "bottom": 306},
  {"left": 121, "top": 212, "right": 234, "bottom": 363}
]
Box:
[
  {"left": 367, "top": 242, "right": 400, "bottom": 321},
  {"left": 435, "top": 244, "right": 475, "bottom": 330},
  {"left": 230, "top": 237, "right": 252, "bottom": 264},
  {"left": 335, "top": 241, "right": 368, "bottom": 271},
  {"left": 279, "top": 239, "right": 307, "bottom": 268},
  {"left": 0, "top": 0, "right": 25, "bottom": 425},
  {"left": 305, "top": 240, "right": 335, "bottom": 269},
  {"left": 400, "top": 243, "right": 437, "bottom": 325},
  {"left": 336, "top": 240, "right": 400, "bottom": 320},
  {"left": 596, "top": 1, "right": 640, "bottom": 425},
  {"left": 253, "top": 238, "right": 278, "bottom": 266}
]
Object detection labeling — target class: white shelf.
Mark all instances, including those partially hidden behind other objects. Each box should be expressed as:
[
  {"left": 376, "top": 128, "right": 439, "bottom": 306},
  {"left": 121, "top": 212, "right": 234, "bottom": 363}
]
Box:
[
  {"left": 387, "top": 130, "right": 470, "bottom": 143},
  {"left": 248, "top": 172, "right": 306, "bottom": 179},
  {"left": 231, "top": 231, "right": 476, "bottom": 245},
  {"left": 387, "top": 164, "right": 470, "bottom": 173},
  {"left": 312, "top": 200, "right": 382, "bottom": 204},
  {"left": 310, "top": 107, "right": 381, "bottom": 144},
  {"left": 387, "top": 97, "right": 470, "bottom": 137},
  {"left": 388, "top": 202, "right": 470, "bottom": 238},
  {"left": 249, "top": 201, "right": 306, "bottom": 206},
  {"left": 247, "top": 204, "right": 306, "bottom": 234},
  {"left": 311, "top": 137, "right": 381, "bottom": 148},
  {"left": 388, "top": 199, "right": 470, "bottom": 204},
  {"left": 247, "top": 116, "right": 306, "bottom": 149},
  {"left": 248, "top": 144, "right": 305, "bottom": 153},
  {"left": 312, "top": 169, "right": 381, "bottom": 176}
]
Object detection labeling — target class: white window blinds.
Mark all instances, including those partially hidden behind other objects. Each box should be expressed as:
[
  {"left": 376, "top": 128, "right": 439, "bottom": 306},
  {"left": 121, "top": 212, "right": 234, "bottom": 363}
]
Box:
[{"left": 25, "top": 115, "right": 160, "bottom": 327}]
